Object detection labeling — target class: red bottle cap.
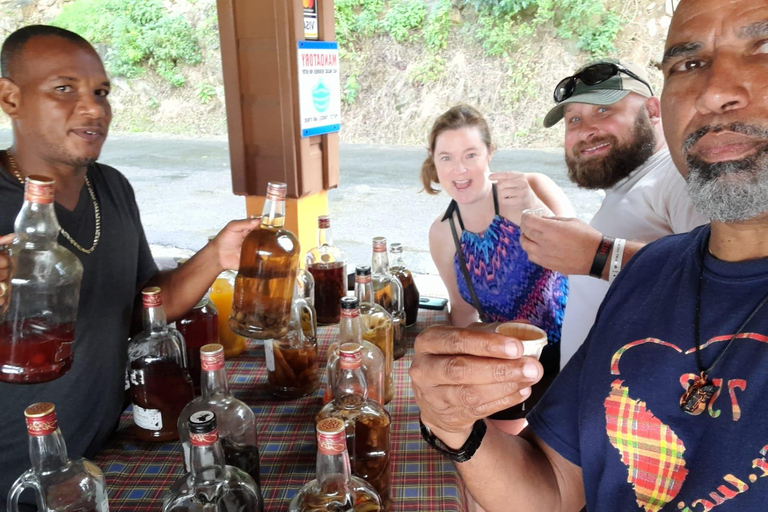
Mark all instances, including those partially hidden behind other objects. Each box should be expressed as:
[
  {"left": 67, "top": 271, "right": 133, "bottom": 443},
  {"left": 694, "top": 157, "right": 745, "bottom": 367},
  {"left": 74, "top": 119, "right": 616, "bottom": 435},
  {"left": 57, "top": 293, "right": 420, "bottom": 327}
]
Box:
[
  {"left": 316, "top": 417, "right": 346, "bottom": 455},
  {"left": 266, "top": 182, "right": 287, "bottom": 201},
  {"left": 372, "top": 237, "right": 387, "bottom": 253},
  {"left": 24, "top": 176, "right": 55, "bottom": 205},
  {"left": 24, "top": 403, "right": 58, "bottom": 436},
  {"left": 200, "top": 344, "right": 225, "bottom": 371},
  {"left": 142, "top": 287, "right": 163, "bottom": 308},
  {"left": 339, "top": 343, "right": 363, "bottom": 370}
]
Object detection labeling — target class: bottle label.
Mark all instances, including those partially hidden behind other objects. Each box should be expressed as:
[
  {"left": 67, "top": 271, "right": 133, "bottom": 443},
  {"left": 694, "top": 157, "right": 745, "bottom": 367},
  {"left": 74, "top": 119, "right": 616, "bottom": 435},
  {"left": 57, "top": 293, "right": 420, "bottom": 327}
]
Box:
[
  {"left": 25, "top": 180, "right": 54, "bottom": 205},
  {"left": 133, "top": 404, "right": 163, "bottom": 431},
  {"left": 200, "top": 348, "right": 225, "bottom": 371},
  {"left": 265, "top": 340, "right": 276, "bottom": 372},
  {"left": 190, "top": 427, "right": 220, "bottom": 447},
  {"left": 26, "top": 411, "right": 58, "bottom": 436},
  {"left": 142, "top": 287, "right": 163, "bottom": 308},
  {"left": 129, "top": 369, "right": 146, "bottom": 387},
  {"left": 340, "top": 308, "right": 360, "bottom": 319},
  {"left": 356, "top": 274, "right": 372, "bottom": 285}
]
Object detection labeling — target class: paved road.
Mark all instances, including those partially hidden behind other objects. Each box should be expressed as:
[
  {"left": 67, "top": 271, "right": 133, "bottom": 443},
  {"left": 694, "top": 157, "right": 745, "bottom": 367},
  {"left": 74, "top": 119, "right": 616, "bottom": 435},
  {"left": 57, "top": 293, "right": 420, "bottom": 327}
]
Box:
[{"left": 0, "top": 130, "right": 602, "bottom": 274}]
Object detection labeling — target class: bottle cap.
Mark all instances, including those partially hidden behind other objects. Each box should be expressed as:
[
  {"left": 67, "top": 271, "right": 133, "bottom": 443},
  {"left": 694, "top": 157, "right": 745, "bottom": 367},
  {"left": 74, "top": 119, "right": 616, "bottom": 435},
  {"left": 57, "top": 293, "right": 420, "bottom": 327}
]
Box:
[
  {"left": 189, "top": 410, "right": 219, "bottom": 446},
  {"left": 339, "top": 342, "right": 363, "bottom": 370},
  {"left": 318, "top": 215, "right": 331, "bottom": 229},
  {"left": 340, "top": 297, "right": 360, "bottom": 318},
  {"left": 372, "top": 237, "right": 387, "bottom": 253},
  {"left": 24, "top": 403, "right": 58, "bottom": 436},
  {"left": 355, "top": 265, "right": 372, "bottom": 284},
  {"left": 141, "top": 287, "right": 163, "bottom": 308},
  {"left": 266, "top": 182, "right": 287, "bottom": 201},
  {"left": 200, "top": 344, "right": 225, "bottom": 371},
  {"left": 24, "top": 176, "right": 55, "bottom": 205},
  {"left": 316, "top": 417, "right": 346, "bottom": 455},
  {"left": 390, "top": 243, "right": 403, "bottom": 253}
]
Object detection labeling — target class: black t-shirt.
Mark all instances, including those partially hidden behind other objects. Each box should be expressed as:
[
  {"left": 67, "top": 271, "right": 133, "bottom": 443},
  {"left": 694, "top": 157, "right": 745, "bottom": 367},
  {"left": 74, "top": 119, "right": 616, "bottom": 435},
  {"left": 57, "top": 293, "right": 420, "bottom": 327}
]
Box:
[{"left": 0, "top": 162, "right": 157, "bottom": 509}]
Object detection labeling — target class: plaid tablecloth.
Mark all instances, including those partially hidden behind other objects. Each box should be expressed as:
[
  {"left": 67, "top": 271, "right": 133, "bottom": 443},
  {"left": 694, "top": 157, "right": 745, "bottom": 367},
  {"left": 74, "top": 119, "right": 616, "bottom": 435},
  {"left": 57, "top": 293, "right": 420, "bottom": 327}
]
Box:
[{"left": 94, "top": 308, "right": 466, "bottom": 511}]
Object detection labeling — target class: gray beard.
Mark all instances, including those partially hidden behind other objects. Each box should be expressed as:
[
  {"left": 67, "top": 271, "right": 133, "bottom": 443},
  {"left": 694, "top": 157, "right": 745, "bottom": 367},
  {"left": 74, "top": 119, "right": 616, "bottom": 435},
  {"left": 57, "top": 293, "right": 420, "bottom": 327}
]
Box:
[{"left": 684, "top": 123, "right": 768, "bottom": 223}]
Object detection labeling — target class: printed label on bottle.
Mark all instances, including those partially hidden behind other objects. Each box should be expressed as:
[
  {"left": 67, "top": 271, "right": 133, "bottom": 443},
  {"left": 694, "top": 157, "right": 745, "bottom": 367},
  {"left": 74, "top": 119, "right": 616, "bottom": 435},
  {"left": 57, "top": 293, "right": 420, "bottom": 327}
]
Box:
[
  {"left": 265, "top": 340, "right": 276, "bottom": 372},
  {"left": 133, "top": 404, "right": 163, "bottom": 431},
  {"left": 129, "top": 369, "right": 145, "bottom": 387}
]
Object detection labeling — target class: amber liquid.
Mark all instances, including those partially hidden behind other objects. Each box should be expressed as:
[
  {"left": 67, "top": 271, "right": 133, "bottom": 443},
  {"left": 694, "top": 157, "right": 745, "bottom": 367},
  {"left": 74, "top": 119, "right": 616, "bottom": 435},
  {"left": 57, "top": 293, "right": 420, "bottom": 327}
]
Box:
[
  {"left": 222, "top": 438, "right": 262, "bottom": 488},
  {"left": 308, "top": 263, "right": 346, "bottom": 324},
  {"left": 267, "top": 342, "right": 320, "bottom": 399},
  {"left": 0, "top": 321, "right": 74, "bottom": 383},
  {"left": 130, "top": 358, "right": 195, "bottom": 442},
  {"left": 177, "top": 304, "right": 218, "bottom": 393},
  {"left": 373, "top": 286, "right": 405, "bottom": 360},
  {"left": 391, "top": 266, "right": 419, "bottom": 327},
  {"left": 298, "top": 485, "right": 381, "bottom": 512},
  {"left": 230, "top": 226, "right": 299, "bottom": 340}
]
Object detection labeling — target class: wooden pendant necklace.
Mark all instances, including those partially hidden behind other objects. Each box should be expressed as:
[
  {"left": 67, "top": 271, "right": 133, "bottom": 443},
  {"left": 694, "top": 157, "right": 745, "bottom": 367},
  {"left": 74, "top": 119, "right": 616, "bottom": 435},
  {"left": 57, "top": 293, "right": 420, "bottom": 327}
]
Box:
[{"left": 680, "top": 233, "right": 768, "bottom": 415}]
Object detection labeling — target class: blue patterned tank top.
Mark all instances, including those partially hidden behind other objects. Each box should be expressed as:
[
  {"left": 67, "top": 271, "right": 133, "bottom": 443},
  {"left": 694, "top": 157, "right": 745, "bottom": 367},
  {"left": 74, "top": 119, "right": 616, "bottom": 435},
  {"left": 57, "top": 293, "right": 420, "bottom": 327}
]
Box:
[{"left": 443, "top": 186, "right": 568, "bottom": 345}]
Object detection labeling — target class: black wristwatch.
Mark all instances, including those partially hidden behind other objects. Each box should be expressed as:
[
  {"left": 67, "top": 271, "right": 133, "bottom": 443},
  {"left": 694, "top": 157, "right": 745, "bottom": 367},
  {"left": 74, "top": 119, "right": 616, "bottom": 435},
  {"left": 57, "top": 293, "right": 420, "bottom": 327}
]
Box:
[{"left": 419, "top": 418, "right": 487, "bottom": 463}]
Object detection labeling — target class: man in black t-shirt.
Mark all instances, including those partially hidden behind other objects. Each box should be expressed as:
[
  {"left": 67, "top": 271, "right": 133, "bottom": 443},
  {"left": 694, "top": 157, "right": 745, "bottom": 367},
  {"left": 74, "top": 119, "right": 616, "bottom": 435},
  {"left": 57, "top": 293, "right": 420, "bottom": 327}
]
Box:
[{"left": 0, "top": 25, "right": 258, "bottom": 509}]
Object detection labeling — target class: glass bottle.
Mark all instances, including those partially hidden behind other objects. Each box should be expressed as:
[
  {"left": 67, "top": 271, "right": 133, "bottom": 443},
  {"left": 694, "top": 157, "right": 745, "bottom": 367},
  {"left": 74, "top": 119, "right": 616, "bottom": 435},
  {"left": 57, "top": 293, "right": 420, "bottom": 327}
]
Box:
[
  {"left": 0, "top": 176, "right": 83, "bottom": 384},
  {"left": 296, "top": 268, "right": 317, "bottom": 340},
  {"left": 177, "top": 290, "right": 219, "bottom": 393},
  {"left": 288, "top": 417, "right": 382, "bottom": 512},
  {"left": 370, "top": 237, "right": 406, "bottom": 360},
  {"left": 7, "top": 403, "right": 109, "bottom": 512},
  {"left": 316, "top": 344, "right": 392, "bottom": 512},
  {"left": 306, "top": 215, "right": 348, "bottom": 325},
  {"left": 230, "top": 182, "right": 300, "bottom": 340},
  {"left": 354, "top": 266, "right": 394, "bottom": 404},
  {"left": 128, "top": 287, "right": 195, "bottom": 442},
  {"left": 163, "top": 410, "right": 264, "bottom": 512},
  {"left": 324, "top": 297, "right": 387, "bottom": 405},
  {"left": 265, "top": 284, "right": 320, "bottom": 399},
  {"left": 209, "top": 270, "right": 248, "bottom": 357},
  {"left": 388, "top": 243, "right": 420, "bottom": 328},
  {"left": 178, "top": 344, "right": 263, "bottom": 493}
]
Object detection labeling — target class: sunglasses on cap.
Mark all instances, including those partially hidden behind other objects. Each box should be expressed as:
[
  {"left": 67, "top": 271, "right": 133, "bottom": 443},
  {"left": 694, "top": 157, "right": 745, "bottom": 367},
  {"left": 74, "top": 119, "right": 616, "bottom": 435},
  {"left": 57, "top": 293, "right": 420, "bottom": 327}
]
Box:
[{"left": 553, "top": 63, "right": 654, "bottom": 103}]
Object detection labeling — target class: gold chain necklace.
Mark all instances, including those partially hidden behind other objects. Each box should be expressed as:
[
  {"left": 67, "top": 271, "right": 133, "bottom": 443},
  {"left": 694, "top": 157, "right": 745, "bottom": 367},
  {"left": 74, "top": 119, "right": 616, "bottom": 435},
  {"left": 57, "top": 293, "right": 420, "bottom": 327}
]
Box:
[{"left": 5, "top": 149, "right": 101, "bottom": 254}]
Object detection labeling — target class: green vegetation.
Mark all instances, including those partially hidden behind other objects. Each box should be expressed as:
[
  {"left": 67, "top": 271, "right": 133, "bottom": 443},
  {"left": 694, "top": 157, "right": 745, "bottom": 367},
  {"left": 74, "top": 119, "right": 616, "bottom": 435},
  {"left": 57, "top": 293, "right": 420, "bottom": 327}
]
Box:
[{"left": 54, "top": 0, "right": 203, "bottom": 87}]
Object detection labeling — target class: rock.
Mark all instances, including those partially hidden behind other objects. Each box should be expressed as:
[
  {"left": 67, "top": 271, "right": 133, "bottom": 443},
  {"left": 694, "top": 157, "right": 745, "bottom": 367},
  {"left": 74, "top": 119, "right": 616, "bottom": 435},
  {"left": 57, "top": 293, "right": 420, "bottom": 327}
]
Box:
[{"left": 647, "top": 19, "right": 658, "bottom": 38}]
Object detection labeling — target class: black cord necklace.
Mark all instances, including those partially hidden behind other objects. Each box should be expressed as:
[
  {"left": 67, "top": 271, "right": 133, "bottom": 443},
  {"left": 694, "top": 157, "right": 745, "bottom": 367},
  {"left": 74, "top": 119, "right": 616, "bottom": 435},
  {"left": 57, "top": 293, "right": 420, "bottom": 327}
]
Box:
[{"left": 680, "top": 232, "right": 768, "bottom": 415}]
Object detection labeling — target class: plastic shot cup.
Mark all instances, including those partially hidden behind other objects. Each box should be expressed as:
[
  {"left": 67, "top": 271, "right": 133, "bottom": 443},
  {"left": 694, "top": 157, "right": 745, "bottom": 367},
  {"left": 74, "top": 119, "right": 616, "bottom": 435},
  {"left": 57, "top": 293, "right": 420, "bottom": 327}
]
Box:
[{"left": 495, "top": 322, "right": 548, "bottom": 360}]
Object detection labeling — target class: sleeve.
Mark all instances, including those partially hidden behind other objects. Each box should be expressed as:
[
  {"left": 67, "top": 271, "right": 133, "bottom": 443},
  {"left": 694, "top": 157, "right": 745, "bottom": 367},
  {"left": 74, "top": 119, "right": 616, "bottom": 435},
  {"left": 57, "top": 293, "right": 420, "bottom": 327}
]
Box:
[{"left": 660, "top": 165, "right": 709, "bottom": 234}]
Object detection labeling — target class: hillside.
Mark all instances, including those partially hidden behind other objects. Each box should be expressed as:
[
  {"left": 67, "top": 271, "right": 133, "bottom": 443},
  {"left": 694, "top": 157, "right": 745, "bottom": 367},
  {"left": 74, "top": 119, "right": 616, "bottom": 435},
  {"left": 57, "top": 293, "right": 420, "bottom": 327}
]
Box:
[{"left": 0, "top": 0, "right": 678, "bottom": 148}]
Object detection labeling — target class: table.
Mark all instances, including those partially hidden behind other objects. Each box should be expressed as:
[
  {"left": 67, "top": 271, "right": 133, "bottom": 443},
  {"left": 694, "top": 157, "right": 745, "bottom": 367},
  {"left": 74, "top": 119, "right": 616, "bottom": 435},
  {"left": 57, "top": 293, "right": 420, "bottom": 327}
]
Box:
[{"left": 94, "top": 308, "right": 468, "bottom": 511}]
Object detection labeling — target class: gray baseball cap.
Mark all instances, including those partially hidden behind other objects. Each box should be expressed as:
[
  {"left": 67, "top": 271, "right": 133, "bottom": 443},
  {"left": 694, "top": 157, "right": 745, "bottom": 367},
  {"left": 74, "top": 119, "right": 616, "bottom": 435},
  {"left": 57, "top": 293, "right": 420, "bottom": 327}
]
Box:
[{"left": 543, "top": 58, "right": 654, "bottom": 128}]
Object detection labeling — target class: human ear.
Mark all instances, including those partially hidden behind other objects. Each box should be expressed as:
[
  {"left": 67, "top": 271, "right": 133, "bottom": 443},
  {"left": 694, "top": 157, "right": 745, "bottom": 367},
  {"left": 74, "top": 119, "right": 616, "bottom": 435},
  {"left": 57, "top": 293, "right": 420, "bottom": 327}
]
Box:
[
  {"left": 646, "top": 97, "right": 662, "bottom": 125},
  {"left": 0, "top": 78, "right": 21, "bottom": 118}
]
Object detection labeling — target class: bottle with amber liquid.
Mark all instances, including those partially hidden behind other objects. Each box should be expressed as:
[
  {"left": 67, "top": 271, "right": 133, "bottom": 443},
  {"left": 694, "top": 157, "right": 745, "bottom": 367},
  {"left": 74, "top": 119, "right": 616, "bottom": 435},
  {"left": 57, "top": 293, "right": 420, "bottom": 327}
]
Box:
[
  {"left": 209, "top": 270, "right": 247, "bottom": 357},
  {"left": 354, "top": 266, "right": 394, "bottom": 403},
  {"left": 178, "top": 344, "right": 263, "bottom": 497},
  {"left": 230, "top": 182, "right": 300, "bottom": 340},
  {"left": 177, "top": 290, "right": 218, "bottom": 393},
  {"left": 370, "top": 237, "right": 406, "bottom": 360},
  {"left": 324, "top": 297, "right": 386, "bottom": 405},
  {"left": 317, "top": 344, "right": 392, "bottom": 512},
  {"left": 164, "top": 411, "right": 263, "bottom": 512},
  {"left": 128, "top": 287, "right": 195, "bottom": 442},
  {"left": 0, "top": 176, "right": 83, "bottom": 384},
  {"left": 289, "top": 417, "right": 381, "bottom": 512},
  {"left": 306, "top": 215, "right": 347, "bottom": 325},
  {"left": 7, "top": 403, "right": 109, "bottom": 512},
  {"left": 388, "top": 243, "right": 420, "bottom": 327}
]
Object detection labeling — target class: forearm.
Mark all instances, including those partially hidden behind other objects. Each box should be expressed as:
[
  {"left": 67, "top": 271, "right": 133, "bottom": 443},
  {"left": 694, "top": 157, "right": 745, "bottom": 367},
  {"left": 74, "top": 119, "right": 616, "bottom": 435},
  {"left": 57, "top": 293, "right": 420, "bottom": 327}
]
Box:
[
  {"left": 148, "top": 241, "right": 223, "bottom": 321},
  {"left": 599, "top": 239, "right": 645, "bottom": 281}
]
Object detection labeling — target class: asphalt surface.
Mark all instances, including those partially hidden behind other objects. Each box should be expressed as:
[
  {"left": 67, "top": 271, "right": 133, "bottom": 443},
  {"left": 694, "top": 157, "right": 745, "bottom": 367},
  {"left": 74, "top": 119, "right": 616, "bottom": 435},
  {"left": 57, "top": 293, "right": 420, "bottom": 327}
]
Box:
[{"left": 0, "top": 130, "right": 603, "bottom": 274}]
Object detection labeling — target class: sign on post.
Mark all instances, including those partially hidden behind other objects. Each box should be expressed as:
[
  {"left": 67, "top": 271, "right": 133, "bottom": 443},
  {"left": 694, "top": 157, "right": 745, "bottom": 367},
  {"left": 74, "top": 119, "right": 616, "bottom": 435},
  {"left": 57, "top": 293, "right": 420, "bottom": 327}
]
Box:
[
  {"left": 303, "top": 0, "right": 318, "bottom": 40},
  {"left": 297, "top": 41, "right": 341, "bottom": 138}
]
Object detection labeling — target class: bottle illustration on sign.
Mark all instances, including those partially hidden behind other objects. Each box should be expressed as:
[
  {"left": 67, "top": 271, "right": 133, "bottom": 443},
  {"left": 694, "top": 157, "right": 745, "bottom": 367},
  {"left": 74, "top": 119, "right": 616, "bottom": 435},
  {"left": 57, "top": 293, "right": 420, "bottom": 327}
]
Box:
[
  {"left": 312, "top": 79, "right": 330, "bottom": 113},
  {"left": 303, "top": 0, "right": 314, "bottom": 7}
]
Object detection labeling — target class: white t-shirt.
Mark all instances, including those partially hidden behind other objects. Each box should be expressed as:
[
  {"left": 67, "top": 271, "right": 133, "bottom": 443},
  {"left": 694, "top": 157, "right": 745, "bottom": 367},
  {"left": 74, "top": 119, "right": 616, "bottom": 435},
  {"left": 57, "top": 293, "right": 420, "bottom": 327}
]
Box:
[{"left": 559, "top": 148, "right": 709, "bottom": 368}]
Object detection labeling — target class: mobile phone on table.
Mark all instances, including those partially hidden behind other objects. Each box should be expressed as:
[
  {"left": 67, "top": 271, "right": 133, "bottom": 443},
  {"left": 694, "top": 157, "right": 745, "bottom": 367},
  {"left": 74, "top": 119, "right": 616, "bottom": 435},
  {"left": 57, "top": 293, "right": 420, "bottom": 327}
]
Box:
[{"left": 419, "top": 296, "right": 448, "bottom": 310}]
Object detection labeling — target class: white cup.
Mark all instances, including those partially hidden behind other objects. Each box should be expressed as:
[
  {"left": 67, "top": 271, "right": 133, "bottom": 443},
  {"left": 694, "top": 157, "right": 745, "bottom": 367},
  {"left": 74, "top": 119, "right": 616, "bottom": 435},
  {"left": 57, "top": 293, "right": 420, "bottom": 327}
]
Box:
[{"left": 495, "top": 322, "right": 548, "bottom": 360}]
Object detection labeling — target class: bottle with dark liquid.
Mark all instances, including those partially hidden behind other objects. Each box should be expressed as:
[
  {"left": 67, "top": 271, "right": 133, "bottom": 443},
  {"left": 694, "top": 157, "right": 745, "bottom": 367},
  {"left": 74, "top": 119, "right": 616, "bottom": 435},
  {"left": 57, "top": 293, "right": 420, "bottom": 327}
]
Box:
[
  {"left": 317, "top": 344, "right": 392, "bottom": 511},
  {"left": 388, "top": 243, "right": 420, "bottom": 327},
  {"left": 324, "top": 297, "right": 385, "bottom": 405},
  {"left": 178, "top": 344, "right": 263, "bottom": 500},
  {"left": 266, "top": 283, "right": 320, "bottom": 399},
  {"left": 230, "top": 182, "right": 300, "bottom": 339},
  {"left": 177, "top": 290, "right": 219, "bottom": 393},
  {"left": 0, "top": 176, "right": 83, "bottom": 384},
  {"left": 354, "top": 266, "right": 395, "bottom": 404},
  {"left": 289, "top": 417, "right": 382, "bottom": 512},
  {"left": 370, "top": 237, "right": 406, "bottom": 360},
  {"left": 128, "top": 287, "right": 195, "bottom": 442},
  {"left": 8, "top": 403, "right": 109, "bottom": 512},
  {"left": 306, "top": 215, "right": 347, "bottom": 324},
  {"left": 164, "top": 411, "right": 263, "bottom": 512}
]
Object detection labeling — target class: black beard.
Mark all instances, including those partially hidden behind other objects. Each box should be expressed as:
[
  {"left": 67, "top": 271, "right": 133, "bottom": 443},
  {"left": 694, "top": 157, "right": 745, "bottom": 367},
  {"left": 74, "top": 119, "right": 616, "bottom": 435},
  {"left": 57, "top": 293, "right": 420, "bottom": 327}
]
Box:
[{"left": 565, "top": 108, "right": 657, "bottom": 190}]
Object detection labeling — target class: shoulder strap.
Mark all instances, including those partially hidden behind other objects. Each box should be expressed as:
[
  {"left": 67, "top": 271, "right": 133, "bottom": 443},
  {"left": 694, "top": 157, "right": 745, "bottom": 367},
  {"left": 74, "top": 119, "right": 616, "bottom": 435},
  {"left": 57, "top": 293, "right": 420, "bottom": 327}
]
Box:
[
  {"left": 445, "top": 210, "right": 488, "bottom": 323},
  {"left": 442, "top": 199, "right": 465, "bottom": 231}
]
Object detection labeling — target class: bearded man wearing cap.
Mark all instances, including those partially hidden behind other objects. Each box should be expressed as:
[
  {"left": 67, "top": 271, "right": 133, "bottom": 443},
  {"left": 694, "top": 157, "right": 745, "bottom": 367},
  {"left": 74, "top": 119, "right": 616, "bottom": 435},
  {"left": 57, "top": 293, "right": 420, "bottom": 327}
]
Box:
[{"left": 519, "top": 58, "right": 707, "bottom": 368}]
